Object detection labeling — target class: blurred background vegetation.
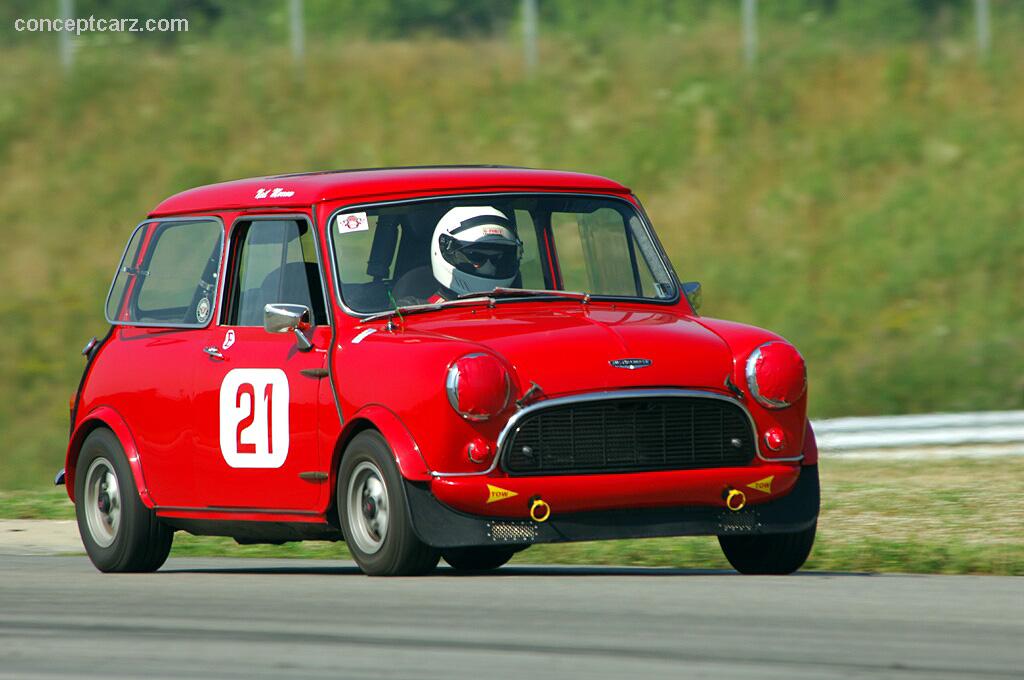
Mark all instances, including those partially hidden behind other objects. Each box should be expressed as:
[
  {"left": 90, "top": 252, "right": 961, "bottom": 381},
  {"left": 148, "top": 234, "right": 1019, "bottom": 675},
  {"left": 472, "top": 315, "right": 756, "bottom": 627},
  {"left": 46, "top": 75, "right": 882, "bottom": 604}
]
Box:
[{"left": 1, "top": 0, "right": 1022, "bottom": 488}]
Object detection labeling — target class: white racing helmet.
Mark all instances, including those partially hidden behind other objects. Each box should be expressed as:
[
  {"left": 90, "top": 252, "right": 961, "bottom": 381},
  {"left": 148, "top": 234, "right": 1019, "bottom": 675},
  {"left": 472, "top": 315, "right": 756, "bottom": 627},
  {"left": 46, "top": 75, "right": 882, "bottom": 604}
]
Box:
[{"left": 431, "top": 206, "right": 522, "bottom": 297}]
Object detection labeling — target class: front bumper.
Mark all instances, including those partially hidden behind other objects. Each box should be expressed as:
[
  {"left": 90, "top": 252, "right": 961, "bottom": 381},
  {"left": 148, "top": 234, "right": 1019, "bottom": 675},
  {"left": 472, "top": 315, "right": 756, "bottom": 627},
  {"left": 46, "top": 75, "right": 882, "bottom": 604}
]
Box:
[
  {"left": 406, "top": 464, "right": 820, "bottom": 549},
  {"left": 431, "top": 463, "right": 802, "bottom": 517}
]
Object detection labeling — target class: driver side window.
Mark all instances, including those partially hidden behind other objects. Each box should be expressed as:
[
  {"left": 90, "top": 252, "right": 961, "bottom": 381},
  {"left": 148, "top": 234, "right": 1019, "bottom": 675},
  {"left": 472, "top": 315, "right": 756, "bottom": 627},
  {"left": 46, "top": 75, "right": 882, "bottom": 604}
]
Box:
[{"left": 225, "top": 220, "right": 327, "bottom": 327}]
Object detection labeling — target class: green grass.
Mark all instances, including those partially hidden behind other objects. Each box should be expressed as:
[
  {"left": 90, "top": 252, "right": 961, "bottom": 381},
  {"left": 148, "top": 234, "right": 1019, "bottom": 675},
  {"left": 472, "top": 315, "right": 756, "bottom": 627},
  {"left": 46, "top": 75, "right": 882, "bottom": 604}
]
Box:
[
  {"left": 0, "top": 488, "right": 76, "bottom": 520},
  {"left": 2, "top": 23, "right": 1024, "bottom": 488},
  {"left": 5, "top": 458, "right": 1021, "bottom": 575}
]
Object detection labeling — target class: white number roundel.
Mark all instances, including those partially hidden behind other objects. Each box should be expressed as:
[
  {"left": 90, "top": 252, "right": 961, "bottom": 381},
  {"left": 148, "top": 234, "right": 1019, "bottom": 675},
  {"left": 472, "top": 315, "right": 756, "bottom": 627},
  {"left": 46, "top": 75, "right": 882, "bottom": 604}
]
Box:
[{"left": 219, "top": 368, "right": 290, "bottom": 468}]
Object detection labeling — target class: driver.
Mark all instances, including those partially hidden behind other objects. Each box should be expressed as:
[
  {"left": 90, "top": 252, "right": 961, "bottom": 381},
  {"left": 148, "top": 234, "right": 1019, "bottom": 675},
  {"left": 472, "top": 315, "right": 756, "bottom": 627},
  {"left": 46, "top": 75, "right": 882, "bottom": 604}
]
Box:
[{"left": 427, "top": 206, "right": 523, "bottom": 301}]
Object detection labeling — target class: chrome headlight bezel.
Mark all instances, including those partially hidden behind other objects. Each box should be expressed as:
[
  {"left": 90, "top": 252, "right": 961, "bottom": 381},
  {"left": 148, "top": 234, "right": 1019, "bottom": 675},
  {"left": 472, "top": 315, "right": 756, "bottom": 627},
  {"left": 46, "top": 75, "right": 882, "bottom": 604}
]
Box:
[
  {"left": 744, "top": 341, "right": 807, "bottom": 410},
  {"left": 445, "top": 352, "right": 511, "bottom": 422}
]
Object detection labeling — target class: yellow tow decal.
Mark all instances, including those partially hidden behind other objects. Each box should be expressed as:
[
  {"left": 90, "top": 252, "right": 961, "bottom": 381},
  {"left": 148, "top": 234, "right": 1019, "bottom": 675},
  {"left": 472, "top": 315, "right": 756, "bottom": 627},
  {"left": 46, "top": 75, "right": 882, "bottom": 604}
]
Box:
[
  {"left": 486, "top": 484, "right": 518, "bottom": 504},
  {"left": 747, "top": 476, "right": 774, "bottom": 494}
]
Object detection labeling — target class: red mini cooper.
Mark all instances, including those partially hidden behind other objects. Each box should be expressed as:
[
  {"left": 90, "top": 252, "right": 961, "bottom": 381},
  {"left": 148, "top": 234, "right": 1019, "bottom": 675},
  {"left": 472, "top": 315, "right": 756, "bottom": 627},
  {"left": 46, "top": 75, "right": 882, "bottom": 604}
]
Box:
[{"left": 60, "top": 166, "right": 818, "bottom": 576}]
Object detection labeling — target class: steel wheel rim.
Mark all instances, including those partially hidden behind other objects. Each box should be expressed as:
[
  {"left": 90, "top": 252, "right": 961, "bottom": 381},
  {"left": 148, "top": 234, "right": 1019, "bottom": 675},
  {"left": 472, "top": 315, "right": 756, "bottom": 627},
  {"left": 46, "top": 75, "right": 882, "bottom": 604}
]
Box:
[
  {"left": 83, "top": 457, "right": 121, "bottom": 548},
  {"left": 346, "top": 461, "right": 390, "bottom": 555}
]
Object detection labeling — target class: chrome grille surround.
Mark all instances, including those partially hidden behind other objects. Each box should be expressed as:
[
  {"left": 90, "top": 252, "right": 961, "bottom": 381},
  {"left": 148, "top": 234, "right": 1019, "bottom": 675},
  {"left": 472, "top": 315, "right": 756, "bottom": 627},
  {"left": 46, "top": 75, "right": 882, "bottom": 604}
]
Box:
[
  {"left": 500, "top": 390, "right": 770, "bottom": 473},
  {"left": 500, "top": 391, "right": 757, "bottom": 476}
]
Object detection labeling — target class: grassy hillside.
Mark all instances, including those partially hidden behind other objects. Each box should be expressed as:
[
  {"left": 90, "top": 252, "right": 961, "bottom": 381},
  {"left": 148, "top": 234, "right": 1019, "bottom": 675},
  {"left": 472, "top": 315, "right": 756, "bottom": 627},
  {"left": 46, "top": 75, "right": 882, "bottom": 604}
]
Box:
[{"left": 1, "top": 25, "right": 1022, "bottom": 488}]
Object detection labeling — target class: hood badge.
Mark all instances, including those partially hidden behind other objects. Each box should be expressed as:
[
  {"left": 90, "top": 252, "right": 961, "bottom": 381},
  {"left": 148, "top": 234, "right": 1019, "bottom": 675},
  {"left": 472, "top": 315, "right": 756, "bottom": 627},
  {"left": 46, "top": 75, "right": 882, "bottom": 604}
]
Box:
[{"left": 610, "top": 358, "right": 652, "bottom": 370}]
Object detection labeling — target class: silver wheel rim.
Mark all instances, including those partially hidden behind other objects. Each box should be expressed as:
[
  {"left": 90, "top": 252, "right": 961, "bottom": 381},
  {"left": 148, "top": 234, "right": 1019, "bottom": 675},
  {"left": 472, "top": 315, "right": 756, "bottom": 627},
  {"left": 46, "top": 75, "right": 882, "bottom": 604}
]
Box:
[
  {"left": 83, "top": 457, "right": 121, "bottom": 548},
  {"left": 346, "top": 461, "right": 390, "bottom": 555}
]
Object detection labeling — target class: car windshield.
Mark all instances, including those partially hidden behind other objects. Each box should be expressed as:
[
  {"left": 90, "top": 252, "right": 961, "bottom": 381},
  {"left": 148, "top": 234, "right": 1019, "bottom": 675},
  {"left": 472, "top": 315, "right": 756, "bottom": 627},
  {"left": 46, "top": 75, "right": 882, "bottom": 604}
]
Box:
[{"left": 330, "top": 194, "right": 677, "bottom": 314}]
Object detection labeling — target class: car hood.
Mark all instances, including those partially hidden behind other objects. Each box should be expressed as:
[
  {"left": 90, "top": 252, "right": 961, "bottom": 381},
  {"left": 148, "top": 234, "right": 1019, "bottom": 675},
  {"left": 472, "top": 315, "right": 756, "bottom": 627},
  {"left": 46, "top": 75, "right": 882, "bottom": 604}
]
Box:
[{"left": 404, "top": 303, "right": 735, "bottom": 397}]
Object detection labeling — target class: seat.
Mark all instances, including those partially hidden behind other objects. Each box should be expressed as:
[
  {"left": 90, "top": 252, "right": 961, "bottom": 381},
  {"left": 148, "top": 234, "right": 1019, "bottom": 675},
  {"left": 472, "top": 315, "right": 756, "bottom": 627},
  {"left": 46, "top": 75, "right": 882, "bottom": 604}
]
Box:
[
  {"left": 240, "top": 262, "right": 326, "bottom": 326},
  {"left": 390, "top": 265, "right": 438, "bottom": 305}
]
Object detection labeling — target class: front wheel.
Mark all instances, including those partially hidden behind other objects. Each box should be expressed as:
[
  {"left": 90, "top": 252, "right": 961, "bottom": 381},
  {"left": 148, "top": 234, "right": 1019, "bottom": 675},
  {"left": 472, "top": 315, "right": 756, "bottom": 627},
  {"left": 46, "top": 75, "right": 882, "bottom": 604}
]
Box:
[
  {"left": 74, "top": 429, "right": 173, "bottom": 573},
  {"left": 718, "top": 522, "right": 816, "bottom": 575},
  {"left": 338, "top": 431, "right": 440, "bottom": 576}
]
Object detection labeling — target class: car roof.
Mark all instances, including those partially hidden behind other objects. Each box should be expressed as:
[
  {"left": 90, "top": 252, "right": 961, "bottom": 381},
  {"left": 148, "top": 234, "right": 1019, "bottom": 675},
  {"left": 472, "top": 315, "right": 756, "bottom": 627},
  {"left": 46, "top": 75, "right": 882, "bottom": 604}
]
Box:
[{"left": 148, "top": 165, "right": 632, "bottom": 217}]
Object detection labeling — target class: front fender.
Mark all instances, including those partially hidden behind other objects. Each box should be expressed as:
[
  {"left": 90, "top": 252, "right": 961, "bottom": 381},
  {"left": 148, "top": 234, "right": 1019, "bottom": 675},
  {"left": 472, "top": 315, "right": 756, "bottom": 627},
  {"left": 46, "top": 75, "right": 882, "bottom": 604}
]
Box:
[
  {"left": 802, "top": 420, "right": 819, "bottom": 466},
  {"left": 334, "top": 405, "right": 432, "bottom": 482},
  {"left": 694, "top": 316, "right": 808, "bottom": 461},
  {"left": 66, "top": 406, "right": 154, "bottom": 508}
]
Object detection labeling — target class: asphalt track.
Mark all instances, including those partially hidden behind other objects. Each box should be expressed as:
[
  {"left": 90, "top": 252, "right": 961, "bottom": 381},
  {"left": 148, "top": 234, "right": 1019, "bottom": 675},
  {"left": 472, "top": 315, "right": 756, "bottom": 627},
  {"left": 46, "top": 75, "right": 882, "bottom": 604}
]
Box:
[{"left": 0, "top": 555, "right": 1020, "bottom": 679}]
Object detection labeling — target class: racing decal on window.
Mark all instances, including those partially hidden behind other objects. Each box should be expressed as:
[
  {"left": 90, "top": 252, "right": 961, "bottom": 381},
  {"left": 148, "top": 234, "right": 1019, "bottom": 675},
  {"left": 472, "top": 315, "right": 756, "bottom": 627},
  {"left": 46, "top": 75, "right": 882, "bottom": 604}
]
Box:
[
  {"left": 336, "top": 212, "right": 369, "bottom": 234},
  {"left": 222, "top": 329, "right": 236, "bottom": 351},
  {"left": 219, "top": 368, "right": 290, "bottom": 468},
  {"left": 196, "top": 296, "right": 211, "bottom": 323},
  {"left": 486, "top": 484, "right": 518, "bottom": 504},
  {"left": 746, "top": 476, "right": 774, "bottom": 494}
]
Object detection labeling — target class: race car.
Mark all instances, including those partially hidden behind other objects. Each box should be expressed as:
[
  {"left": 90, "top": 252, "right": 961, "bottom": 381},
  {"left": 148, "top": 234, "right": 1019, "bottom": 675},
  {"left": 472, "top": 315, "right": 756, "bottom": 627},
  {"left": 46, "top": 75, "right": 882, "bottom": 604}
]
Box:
[{"left": 60, "top": 165, "right": 818, "bottom": 576}]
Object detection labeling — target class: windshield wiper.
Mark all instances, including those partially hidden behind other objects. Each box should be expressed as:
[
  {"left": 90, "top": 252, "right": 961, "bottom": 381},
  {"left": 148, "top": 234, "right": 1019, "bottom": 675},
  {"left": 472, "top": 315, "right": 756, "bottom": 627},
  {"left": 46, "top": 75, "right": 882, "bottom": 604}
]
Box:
[
  {"left": 451, "top": 287, "right": 591, "bottom": 303},
  {"left": 361, "top": 295, "right": 490, "bottom": 322},
  {"left": 361, "top": 288, "right": 591, "bottom": 323}
]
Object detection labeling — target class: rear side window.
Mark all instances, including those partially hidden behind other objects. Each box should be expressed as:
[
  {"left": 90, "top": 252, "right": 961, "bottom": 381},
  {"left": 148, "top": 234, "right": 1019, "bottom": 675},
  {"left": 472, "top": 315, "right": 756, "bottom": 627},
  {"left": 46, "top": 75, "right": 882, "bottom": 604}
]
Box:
[{"left": 105, "top": 219, "right": 223, "bottom": 327}]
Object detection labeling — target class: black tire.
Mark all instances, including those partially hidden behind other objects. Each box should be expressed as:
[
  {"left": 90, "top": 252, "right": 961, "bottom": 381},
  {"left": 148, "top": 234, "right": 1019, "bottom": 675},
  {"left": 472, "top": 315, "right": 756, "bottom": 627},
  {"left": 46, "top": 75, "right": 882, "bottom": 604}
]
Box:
[
  {"left": 74, "top": 429, "right": 173, "bottom": 573},
  {"left": 718, "top": 522, "right": 817, "bottom": 575},
  {"left": 338, "top": 430, "right": 440, "bottom": 576},
  {"left": 442, "top": 546, "right": 519, "bottom": 571}
]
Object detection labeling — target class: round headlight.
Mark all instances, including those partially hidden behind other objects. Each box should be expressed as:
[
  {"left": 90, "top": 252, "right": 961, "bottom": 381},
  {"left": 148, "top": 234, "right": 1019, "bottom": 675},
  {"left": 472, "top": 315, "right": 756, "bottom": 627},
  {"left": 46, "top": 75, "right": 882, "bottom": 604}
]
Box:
[
  {"left": 445, "top": 353, "right": 510, "bottom": 421},
  {"left": 744, "top": 341, "right": 806, "bottom": 409}
]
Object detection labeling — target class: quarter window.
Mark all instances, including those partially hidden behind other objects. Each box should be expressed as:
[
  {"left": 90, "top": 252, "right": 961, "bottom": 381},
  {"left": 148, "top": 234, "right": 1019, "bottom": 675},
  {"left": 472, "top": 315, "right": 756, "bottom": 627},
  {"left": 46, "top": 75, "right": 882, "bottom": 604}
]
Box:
[{"left": 105, "top": 219, "right": 223, "bottom": 327}]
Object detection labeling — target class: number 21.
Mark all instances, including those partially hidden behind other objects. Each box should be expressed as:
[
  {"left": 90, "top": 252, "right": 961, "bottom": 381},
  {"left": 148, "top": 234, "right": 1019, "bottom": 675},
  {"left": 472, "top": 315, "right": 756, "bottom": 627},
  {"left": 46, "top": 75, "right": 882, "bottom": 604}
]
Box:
[
  {"left": 219, "top": 368, "right": 290, "bottom": 468},
  {"left": 235, "top": 383, "right": 274, "bottom": 455}
]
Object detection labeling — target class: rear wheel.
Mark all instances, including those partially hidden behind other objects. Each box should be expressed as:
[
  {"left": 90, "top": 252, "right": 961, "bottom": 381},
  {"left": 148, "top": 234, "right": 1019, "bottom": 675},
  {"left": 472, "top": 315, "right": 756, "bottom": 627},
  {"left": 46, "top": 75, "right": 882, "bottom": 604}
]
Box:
[
  {"left": 74, "top": 429, "right": 173, "bottom": 573},
  {"left": 718, "top": 522, "right": 816, "bottom": 575},
  {"left": 338, "top": 431, "right": 440, "bottom": 576},
  {"left": 442, "top": 546, "right": 519, "bottom": 571}
]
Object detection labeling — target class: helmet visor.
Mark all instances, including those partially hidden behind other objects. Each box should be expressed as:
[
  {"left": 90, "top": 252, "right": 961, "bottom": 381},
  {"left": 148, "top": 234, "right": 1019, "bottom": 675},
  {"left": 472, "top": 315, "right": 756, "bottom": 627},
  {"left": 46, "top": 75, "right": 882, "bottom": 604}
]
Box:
[{"left": 439, "top": 233, "right": 522, "bottom": 280}]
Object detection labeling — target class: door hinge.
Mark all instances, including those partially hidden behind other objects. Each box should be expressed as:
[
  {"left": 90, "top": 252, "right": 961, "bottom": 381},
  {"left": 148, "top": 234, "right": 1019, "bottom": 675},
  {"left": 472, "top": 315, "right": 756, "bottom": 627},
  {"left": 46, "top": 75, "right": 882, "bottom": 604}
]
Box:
[
  {"left": 299, "top": 368, "right": 329, "bottom": 379},
  {"left": 298, "top": 471, "right": 329, "bottom": 482}
]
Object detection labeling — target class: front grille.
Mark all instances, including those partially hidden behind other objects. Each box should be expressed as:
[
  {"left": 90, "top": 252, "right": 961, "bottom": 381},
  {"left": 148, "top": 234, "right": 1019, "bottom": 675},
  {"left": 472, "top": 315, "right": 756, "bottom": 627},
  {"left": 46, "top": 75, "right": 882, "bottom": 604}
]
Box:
[{"left": 503, "top": 396, "right": 755, "bottom": 475}]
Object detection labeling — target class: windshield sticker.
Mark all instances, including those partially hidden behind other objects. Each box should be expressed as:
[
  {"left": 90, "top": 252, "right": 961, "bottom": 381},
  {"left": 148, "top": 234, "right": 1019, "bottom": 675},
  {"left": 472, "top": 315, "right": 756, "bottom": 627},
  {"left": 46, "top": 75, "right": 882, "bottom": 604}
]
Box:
[
  {"left": 196, "top": 297, "right": 211, "bottom": 323},
  {"left": 254, "top": 187, "right": 294, "bottom": 199},
  {"left": 222, "top": 329, "right": 236, "bottom": 351},
  {"left": 337, "top": 212, "right": 369, "bottom": 234}
]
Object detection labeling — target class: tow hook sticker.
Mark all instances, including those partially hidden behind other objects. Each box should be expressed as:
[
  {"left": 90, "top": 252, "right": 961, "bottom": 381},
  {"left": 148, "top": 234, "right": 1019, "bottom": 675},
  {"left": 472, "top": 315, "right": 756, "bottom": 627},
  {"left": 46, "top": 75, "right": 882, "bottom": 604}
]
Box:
[
  {"left": 196, "top": 297, "right": 211, "bottom": 323},
  {"left": 747, "top": 476, "right": 774, "bottom": 494},
  {"left": 486, "top": 484, "right": 518, "bottom": 504},
  {"left": 219, "top": 368, "right": 290, "bottom": 468},
  {"left": 222, "top": 329, "right": 236, "bottom": 351},
  {"left": 336, "top": 212, "right": 369, "bottom": 234}
]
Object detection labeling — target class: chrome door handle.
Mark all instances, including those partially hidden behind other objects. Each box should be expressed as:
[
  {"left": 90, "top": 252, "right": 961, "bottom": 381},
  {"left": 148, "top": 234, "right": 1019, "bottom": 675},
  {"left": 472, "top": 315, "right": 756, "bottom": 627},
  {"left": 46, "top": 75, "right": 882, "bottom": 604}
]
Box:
[{"left": 203, "top": 346, "right": 224, "bottom": 360}]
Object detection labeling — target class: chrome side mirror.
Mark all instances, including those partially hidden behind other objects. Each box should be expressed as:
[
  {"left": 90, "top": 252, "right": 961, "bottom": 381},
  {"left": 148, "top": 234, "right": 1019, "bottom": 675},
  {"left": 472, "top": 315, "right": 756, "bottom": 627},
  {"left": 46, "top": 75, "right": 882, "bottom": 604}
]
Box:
[
  {"left": 682, "top": 281, "right": 702, "bottom": 313},
  {"left": 264, "top": 303, "right": 313, "bottom": 352}
]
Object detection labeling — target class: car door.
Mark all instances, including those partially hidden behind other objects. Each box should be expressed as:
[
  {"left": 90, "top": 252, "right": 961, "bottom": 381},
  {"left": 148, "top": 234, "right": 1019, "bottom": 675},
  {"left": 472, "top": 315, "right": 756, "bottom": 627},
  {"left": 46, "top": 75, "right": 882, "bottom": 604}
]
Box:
[
  {"left": 190, "top": 216, "right": 330, "bottom": 512},
  {"left": 100, "top": 216, "right": 225, "bottom": 507}
]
